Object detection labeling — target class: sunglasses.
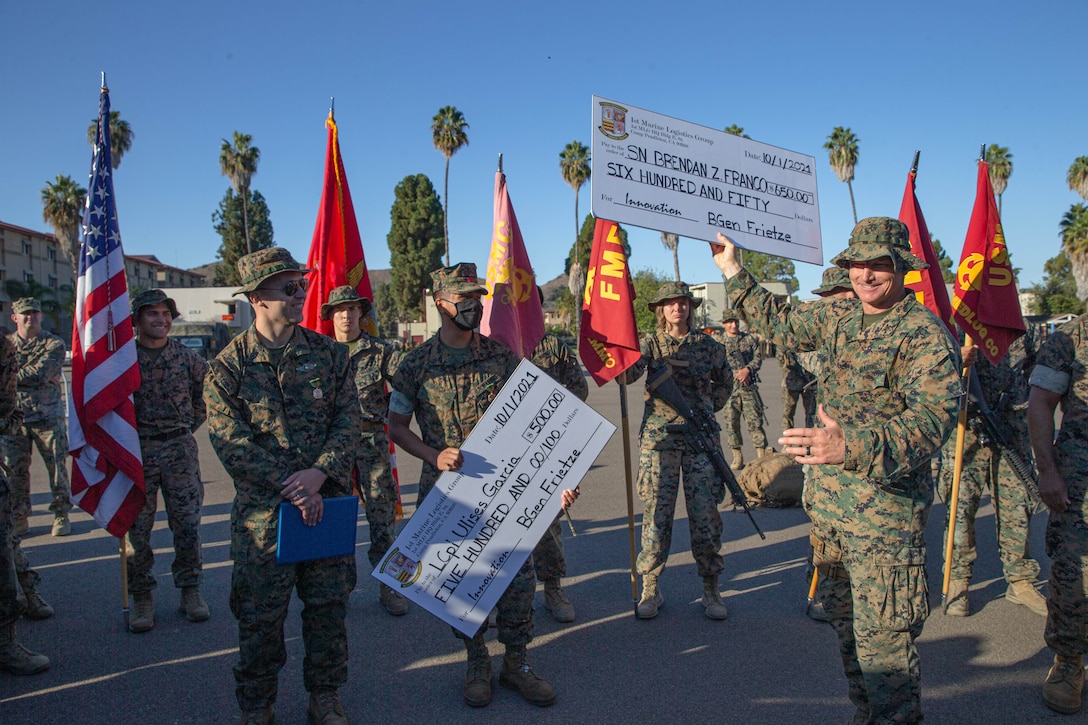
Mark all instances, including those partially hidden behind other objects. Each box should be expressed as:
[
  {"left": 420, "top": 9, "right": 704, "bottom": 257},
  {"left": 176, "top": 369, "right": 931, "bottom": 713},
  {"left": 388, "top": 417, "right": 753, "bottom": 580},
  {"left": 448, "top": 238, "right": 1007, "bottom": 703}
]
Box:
[{"left": 257, "top": 278, "right": 310, "bottom": 297}]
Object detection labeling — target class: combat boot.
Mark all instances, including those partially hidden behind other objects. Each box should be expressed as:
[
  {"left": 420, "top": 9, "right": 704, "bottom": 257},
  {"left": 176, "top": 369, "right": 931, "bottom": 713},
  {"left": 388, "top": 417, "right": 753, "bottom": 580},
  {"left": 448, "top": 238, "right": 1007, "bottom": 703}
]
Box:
[
  {"left": 379, "top": 583, "right": 408, "bottom": 616},
  {"left": 237, "top": 704, "right": 275, "bottom": 725},
  {"left": 758, "top": 446, "right": 776, "bottom": 458},
  {"left": 636, "top": 574, "right": 664, "bottom": 619},
  {"left": 463, "top": 634, "right": 492, "bottom": 707},
  {"left": 307, "top": 688, "right": 347, "bottom": 724},
  {"left": 0, "top": 621, "right": 50, "bottom": 675},
  {"left": 499, "top": 645, "right": 556, "bottom": 707},
  {"left": 180, "top": 586, "right": 210, "bottom": 622},
  {"left": 543, "top": 578, "right": 575, "bottom": 623},
  {"left": 1043, "top": 653, "right": 1084, "bottom": 714},
  {"left": 51, "top": 513, "right": 70, "bottom": 537},
  {"left": 1006, "top": 580, "right": 1048, "bottom": 617},
  {"left": 130, "top": 591, "right": 154, "bottom": 633},
  {"left": 701, "top": 576, "right": 728, "bottom": 620},
  {"left": 944, "top": 579, "right": 969, "bottom": 617},
  {"left": 730, "top": 448, "right": 745, "bottom": 471},
  {"left": 23, "top": 588, "right": 54, "bottom": 620}
]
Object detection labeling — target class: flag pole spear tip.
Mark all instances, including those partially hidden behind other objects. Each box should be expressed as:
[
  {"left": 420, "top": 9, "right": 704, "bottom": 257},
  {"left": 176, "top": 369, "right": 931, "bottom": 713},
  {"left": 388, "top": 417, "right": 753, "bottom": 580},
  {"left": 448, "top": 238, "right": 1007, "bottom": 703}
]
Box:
[
  {"left": 910, "top": 150, "right": 920, "bottom": 175},
  {"left": 979, "top": 144, "right": 985, "bottom": 161},
  {"left": 329, "top": 97, "right": 334, "bottom": 117},
  {"left": 497, "top": 153, "right": 503, "bottom": 173},
  {"left": 100, "top": 71, "right": 107, "bottom": 90}
]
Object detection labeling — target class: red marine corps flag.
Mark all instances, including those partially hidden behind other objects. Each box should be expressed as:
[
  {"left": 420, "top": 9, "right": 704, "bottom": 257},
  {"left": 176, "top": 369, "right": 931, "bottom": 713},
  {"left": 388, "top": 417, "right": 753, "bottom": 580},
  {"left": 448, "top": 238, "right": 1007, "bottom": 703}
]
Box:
[
  {"left": 898, "top": 152, "right": 955, "bottom": 336},
  {"left": 578, "top": 218, "right": 640, "bottom": 385},
  {"left": 951, "top": 153, "right": 1026, "bottom": 364}
]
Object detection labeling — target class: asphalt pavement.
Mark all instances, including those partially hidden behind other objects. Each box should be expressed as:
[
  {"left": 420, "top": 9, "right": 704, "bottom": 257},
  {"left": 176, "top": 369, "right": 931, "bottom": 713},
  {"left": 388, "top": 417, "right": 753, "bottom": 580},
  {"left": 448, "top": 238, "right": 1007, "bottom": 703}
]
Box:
[{"left": 0, "top": 359, "right": 1067, "bottom": 724}]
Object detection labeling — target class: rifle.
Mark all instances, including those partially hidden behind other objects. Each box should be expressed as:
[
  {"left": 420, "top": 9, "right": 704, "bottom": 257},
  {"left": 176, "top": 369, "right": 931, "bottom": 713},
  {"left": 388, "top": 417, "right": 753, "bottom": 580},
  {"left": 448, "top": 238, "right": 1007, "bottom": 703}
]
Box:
[
  {"left": 724, "top": 336, "right": 768, "bottom": 427},
  {"left": 966, "top": 366, "right": 1042, "bottom": 506},
  {"left": 646, "top": 366, "right": 766, "bottom": 539}
]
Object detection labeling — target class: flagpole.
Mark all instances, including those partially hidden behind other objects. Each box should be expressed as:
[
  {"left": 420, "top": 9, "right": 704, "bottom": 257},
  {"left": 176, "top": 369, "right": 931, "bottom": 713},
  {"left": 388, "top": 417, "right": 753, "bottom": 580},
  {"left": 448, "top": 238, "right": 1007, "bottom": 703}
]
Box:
[
  {"left": 910, "top": 150, "right": 920, "bottom": 176},
  {"left": 618, "top": 382, "right": 639, "bottom": 613},
  {"left": 120, "top": 536, "right": 130, "bottom": 618},
  {"left": 942, "top": 335, "right": 974, "bottom": 609}
]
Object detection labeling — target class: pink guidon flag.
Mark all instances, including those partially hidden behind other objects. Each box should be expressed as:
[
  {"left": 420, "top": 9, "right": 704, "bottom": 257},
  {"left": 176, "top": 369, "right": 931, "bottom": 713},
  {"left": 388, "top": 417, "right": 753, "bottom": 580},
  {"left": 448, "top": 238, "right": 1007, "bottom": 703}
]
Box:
[{"left": 480, "top": 163, "right": 545, "bottom": 358}]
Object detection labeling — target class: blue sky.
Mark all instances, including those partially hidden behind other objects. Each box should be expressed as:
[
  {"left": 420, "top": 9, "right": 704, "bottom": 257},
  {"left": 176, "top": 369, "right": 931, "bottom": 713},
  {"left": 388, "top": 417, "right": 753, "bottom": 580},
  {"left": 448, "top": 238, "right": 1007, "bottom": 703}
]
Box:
[{"left": 3, "top": 0, "right": 1086, "bottom": 300}]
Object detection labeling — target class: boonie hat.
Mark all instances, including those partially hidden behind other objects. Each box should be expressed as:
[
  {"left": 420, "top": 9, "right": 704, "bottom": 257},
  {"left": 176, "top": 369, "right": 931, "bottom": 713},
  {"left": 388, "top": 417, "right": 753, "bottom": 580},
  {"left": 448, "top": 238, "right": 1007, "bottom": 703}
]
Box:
[
  {"left": 130, "top": 289, "right": 180, "bottom": 319},
  {"left": 431, "top": 263, "right": 488, "bottom": 296},
  {"left": 320, "top": 285, "right": 373, "bottom": 320},
  {"left": 12, "top": 298, "right": 41, "bottom": 314},
  {"left": 233, "top": 247, "right": 310, "bottom": 296},
  {"left": 647, "top": 281, "right": 702, "bottom": 310},
  {"left": 829, "top": 217, "right": 927, "bottom": 272},
  {"left": 811, "top": 267, "right": 854, "bottom": 296}
]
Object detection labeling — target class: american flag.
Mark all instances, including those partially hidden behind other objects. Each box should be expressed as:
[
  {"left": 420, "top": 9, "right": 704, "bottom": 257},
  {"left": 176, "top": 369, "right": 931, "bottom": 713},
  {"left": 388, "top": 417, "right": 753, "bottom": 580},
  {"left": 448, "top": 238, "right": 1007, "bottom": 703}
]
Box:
[{"left": 67, "top": 80, "right": 145, "bottom": 537}]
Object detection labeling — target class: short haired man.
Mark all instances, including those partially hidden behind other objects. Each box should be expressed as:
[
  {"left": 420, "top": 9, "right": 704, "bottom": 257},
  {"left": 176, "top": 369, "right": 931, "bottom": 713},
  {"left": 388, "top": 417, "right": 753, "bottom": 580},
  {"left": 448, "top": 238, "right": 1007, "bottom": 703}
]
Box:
[
  {"left": 320, "top": 285, "right": 406, "bottom": 616},
  {"left": 205, "top": 248, "right": 361, "bottom": 725},
  {"left": 127, "top": 289, "right": 210, "bottom": 633},
  {"left": 718, "top": 311, "right": 771, "bottom": 470}
]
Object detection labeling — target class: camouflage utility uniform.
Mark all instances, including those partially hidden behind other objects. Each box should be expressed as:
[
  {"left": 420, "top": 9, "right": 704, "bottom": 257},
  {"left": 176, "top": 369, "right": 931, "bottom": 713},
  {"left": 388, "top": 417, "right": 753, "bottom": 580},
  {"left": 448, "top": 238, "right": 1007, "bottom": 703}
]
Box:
[
  {"left": 779, "top": 348, "right": 816, "bottom": 431},
  {"left": 205, "top": 324, "right": 360, "bottom": 712},
  {"left": 130, "top": 337, "right": 209, "bottom": 599},
  {"left": 719, "top": 330, "right": 769, "bottom": 451},
  {"left": 1, "top": 327, "right": 71, "bottom": 526},
  {"left": 726, "top": 228, "right": 961, "bottom": 723}
]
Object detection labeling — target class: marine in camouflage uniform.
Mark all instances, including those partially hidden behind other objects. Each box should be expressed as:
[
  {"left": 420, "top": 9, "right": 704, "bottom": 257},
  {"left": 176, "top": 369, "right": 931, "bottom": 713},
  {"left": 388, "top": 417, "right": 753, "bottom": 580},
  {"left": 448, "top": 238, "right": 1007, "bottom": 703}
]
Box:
[
  {"left": 1, "top": 297, "right": 72, "bottom": 537},
  {"left": 1028, "top": 314, "right": 1088, "bottom": 714},
  {"left": 778, "top": 348, "right": 816, "bottom": 432},
  {"left": 619, "top": 281, "right": 733, "bottom": 621},
  {"left": 715, "top": 218, "right": 961, "bottom": 724},
  {"left": 529, "top": 331, "right": 588, "bottom": 623},
  {"left": 938, "top": 332, "right": 1047, "bottom": 617},
  {"left": 127, "top": 289, "right": 210, "bottom": 634},
  {"left": 204, "top": 248, "right": 360, "bottom": 725},
  {"left": 320, "top": 286, "right": 406, "bottom": 616},
  {"left": 389, "top": 263, "right": 554, "bottom": 708},
  {"left": 717, "top": 313, "right": 770, "bottom": 467}
]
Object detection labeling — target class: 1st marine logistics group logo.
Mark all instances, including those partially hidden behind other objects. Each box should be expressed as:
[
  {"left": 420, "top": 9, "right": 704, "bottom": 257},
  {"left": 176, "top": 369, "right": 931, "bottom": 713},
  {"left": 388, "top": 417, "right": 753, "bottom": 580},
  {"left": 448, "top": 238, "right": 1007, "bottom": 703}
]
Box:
[{"left": 598, "top": 101, "right": 628, "bottom": 140}]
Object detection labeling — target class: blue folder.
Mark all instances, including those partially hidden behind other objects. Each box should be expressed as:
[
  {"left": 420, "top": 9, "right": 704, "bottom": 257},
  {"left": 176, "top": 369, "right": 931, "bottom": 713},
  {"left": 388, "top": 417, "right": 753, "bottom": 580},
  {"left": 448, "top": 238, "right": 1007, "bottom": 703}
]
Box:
[{"left": 275, "top": 495, "right": 359, "bottom": 565}]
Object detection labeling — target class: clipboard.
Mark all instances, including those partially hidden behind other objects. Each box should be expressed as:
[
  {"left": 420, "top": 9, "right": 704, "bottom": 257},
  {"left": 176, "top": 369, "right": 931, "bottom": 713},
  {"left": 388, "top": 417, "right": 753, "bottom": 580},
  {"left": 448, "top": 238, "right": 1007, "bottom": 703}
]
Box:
[{"left": 275, "top": 495, "right": 359, "bottom": 565}]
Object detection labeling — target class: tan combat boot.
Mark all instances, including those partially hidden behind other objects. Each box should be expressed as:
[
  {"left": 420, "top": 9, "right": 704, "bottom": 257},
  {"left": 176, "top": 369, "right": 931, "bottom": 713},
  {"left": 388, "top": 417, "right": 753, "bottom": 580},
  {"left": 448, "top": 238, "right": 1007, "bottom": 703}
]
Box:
[
  {"left": 23, "top": 587, "right": 54, "bottom": 620},
  {"left": 1043, "top": 653, "right": 1084, "bottom": 714},
  {"left": 944, "top": 579, "right": 969, "bottom": 617},
  {"left": 730, "top": 448, "right": 745, "bottom": 471},
  {"left": 499, "top": 645, "right": 556, "bottom": 707},
  {"left": 130, "top": 591, "right": 154, "bottom": 633},
  {"left": 543, "top": 578, "right": 575, "bottom": 623},
  {"left": 636, "top": 574, "right": 664, "bottom": 619},
  {"left": 0, "top": 621, "right": 50, "bottom": 675},
  {"left": 51, "top": 513, "right": 70, "bottom": 537},
  {"left": 1006, "top": 580, "right": 1048, "bottom": 617},
  {"left": 702, "top": 577, "right": 729, "bottom": 620},
  {"left": 379, "top": 583, "right": 408, "bottom": 616},
  {"left": 760, "top": 446, "right": 776, "bottom": 458},
  {"left": 307, "top": 688, "right": 347, "bottom": 724},
  {"left": 180, "top": 586, "right": 210, "bottom": 622},
  {"left": 463, "top": 634, "right": 492, "bottom": 707}
]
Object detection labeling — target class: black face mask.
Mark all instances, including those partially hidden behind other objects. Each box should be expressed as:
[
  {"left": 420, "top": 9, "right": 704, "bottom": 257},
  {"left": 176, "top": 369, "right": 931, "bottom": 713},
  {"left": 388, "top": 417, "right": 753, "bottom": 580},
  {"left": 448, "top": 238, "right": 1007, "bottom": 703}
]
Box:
[{"left": 448, "top": 298, "right": 483, "bottom": 331}]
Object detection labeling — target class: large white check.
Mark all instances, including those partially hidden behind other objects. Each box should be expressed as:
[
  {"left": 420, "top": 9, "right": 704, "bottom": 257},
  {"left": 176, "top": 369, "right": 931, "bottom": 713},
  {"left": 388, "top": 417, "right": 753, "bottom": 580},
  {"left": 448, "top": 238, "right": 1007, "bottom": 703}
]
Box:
[
  {"left": 590, "top": 95, "right": 823, "bottom": 265},
  {"left": 373, "top": 359, "right": 616, "bottom": 636}
]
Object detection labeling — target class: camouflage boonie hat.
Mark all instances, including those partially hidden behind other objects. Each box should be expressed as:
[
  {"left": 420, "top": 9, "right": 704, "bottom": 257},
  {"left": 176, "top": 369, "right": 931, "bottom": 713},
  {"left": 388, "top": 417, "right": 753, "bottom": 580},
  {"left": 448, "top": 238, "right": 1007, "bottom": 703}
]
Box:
[
  {"left": 12, "top": 298, "right": 41, "bottom": 314},
  {"left": 320, "top": 285, "right": 372, "bottom": 320},
  {"left": 233, "top": 247, "right": 310, "bottom": 296},
  {"left": 829, "top": 217, "right": 927, "bottom": 272},
  {"left": 811, "top": 266, "right": 854, "bottom": 296},
  {"left": 431, "top": 263, "right": 488, "bottom": 296},
  {"left": 130, "top": 289, "right": 180, "bottom": 319},
  {"left": 647, "top": 281, "right": 702, "bottom": 310}
]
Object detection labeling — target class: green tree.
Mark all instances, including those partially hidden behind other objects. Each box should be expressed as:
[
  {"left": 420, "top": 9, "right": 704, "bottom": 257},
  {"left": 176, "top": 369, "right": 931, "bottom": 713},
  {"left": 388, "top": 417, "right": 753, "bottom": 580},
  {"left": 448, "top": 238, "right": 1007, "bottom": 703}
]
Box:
[
  {"left": 87, "top": 110, "right": 134, "bottom": 169},
  {"left": 387, "top": 174, "right": 445, "bottom": 322},
  {"left": 931, "top": 238, "right": 955, "bottom": 284},
  {"left": 632, "top": 268, "right": 668, "bottom": 333},
  {"left": 1060, "top": 202, "right": 1088, "bottom": 302},
  {"left": 373, "top": 282, "right": 399, "bottom": 340},
  {"left": 40, "top": 174, "right": 88, "bottom": 278},
  {"left": 565, "top": 214, "right": 631, "bottom": 279},
  {"left": 824, "top": 126, "right": 860, "bottom": 224},
  {"left": 744, "top": 250, "right": 798, "bottom": 293},
  {"left": 212, "top": 189, "right": 274, "bottom": 286},
  {"left": 985, "top": 144, "right": 1013, "bottom": 217},
  {"left": 559, "top": 141, "right": 592, "bottom": 299},
  {"left": 723, "top": 124, "right": 750, "bottom": 139},
  {"left": 219, "top": 131, "right": 261, "bottom": 255},
  {"left": 431, "top": 106, "right": 469, "bottom": 266},
  {"left": 1068, "top": 156, "right": 1088, "bottom": 200},
  {"left": 1025, "top": 254, "right": 1086, "bottom": 316},
  {"left": 660, "top": 233, "right": 680, "bottom": 282}
]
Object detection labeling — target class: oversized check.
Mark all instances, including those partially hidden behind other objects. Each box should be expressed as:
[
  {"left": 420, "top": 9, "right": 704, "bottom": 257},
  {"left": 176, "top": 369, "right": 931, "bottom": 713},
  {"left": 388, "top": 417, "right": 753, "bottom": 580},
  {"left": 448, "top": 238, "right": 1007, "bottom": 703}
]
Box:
[
  {"left": 373, "top": 359, "right": 616, "bottom": 636},
  {"left": 590, "top": 95, "right": 823, "bottom": 265}
]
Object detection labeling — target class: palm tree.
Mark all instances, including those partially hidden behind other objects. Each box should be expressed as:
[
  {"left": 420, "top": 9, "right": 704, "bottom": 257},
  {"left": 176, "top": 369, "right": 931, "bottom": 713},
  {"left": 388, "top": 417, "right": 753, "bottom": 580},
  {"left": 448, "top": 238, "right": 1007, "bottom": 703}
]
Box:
[
  {"left": 824, "top": 127, "right": 860, "bottom": 224},
  {"left": 86, "top": 110, "right": 134, "bottom": 169},
  {"left": 559, "top": 140, "right": 592, "bottom": 301},
  {"left": 723, "top": 125, "right": 750, "bottom": 139},
  {"left": 431, "top": 106, "right": 469, "bottom": 266},
  {"left": 660, "top": 233, "right": 681, "bottom": 282},
  {"left": 1067, "top": 156, "right": 1088, "bottom": 200},
  {"left": 40, "top": 174, "right": 87, "bottom": 278},
  {"left": 219, "top": 132, "right": 261, "bottom": 255},
  {"left": 985, "top": 144, "right": 1013, "bottom": 217},
  {"left": 1060, "top": 203, "right": 1088, "bottom": 302}
]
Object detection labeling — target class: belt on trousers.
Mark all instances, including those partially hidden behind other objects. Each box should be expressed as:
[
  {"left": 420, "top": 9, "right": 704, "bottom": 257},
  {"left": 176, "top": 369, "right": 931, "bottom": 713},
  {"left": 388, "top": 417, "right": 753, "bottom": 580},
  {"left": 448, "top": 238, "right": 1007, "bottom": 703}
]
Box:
[{"left": 140, "top": 428, "right": 190, "bottom": 443}]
